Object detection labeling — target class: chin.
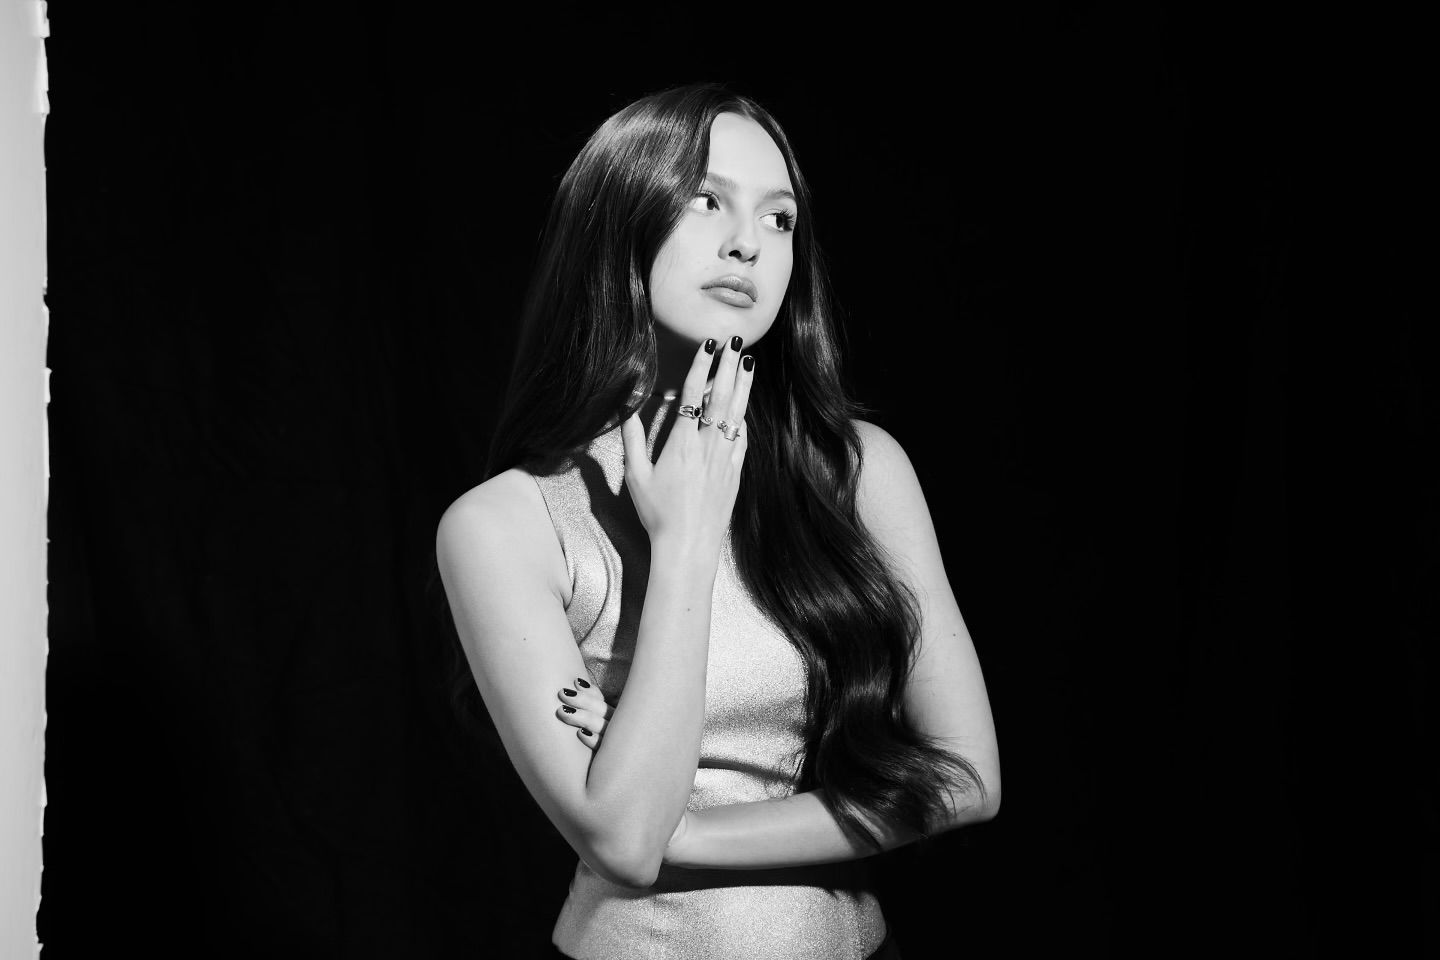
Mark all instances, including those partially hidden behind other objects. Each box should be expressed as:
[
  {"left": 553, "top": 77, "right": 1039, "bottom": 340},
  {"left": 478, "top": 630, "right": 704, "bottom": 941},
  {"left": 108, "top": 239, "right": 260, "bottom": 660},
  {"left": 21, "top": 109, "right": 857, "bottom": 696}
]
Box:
[
  {"left": 698, "top": 306, "right": 777, "bottom": 345},
  {"left": 653, "top": 302, "right": 778, "bottom": 349}
]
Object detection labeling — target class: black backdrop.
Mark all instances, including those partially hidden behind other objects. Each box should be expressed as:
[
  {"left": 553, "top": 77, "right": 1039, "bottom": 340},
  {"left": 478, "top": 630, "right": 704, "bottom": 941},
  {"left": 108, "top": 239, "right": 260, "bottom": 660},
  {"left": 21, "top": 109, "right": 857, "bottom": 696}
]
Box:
[{"left": 40, "top": 5, "right": 1433, "bottom": 958}]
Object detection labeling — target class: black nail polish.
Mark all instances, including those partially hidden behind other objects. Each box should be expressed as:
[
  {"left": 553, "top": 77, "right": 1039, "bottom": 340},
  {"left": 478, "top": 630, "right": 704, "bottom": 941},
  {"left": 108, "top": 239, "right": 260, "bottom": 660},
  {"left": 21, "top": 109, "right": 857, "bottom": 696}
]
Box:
[
  {"left": 576, "top": 678, "right": 591, "bottom": 688},
  {"left": 581, "top": 728, "right": 593, "bottom": 736},
  {"left": 742, "top": 355, "right": 754, "bottom": 372},
  {"left": 561, "top": 705, "right": 576, "bottom": 714},
  {"left": 730, "top": 335, "right": 743, "bottom": 351},
  {"left": 704, "top": 338, "right": 716, "bottom": 354},
  {"left": 562, "top": 687, "right": 577, "bottom": 697}
]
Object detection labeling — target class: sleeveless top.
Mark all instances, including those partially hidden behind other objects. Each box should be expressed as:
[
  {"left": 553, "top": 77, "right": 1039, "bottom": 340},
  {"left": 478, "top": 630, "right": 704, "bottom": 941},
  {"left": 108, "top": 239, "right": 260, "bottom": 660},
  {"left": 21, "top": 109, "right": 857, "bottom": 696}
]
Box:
[{"left": 531, "top": 408, "right": 888, "bottom": 960}]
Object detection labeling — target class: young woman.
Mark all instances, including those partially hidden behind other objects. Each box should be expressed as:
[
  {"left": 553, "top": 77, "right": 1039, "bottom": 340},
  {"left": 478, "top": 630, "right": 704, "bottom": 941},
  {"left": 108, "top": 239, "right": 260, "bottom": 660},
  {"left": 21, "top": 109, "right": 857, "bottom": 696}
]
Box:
[{"left": 434, "top": 83, "right": 1000, "bottom": 960}]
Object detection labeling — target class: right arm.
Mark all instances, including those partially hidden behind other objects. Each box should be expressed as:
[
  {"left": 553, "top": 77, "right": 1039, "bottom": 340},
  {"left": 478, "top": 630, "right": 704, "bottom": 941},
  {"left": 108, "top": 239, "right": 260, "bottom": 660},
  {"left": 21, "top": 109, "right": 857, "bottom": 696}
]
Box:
[
  {"left": 435, "top": 335, "right": 754, "bottom": 888},
  {"left": 436, "top": 486, "right": 716, "bottom": 888}
]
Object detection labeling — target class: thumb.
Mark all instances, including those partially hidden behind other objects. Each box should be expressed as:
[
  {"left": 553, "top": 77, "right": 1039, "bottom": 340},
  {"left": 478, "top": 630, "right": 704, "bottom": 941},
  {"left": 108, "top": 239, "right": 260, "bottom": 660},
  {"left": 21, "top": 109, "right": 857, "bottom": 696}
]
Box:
[{"left": 619, "top": 412, "right": 651, "bottom": 481}]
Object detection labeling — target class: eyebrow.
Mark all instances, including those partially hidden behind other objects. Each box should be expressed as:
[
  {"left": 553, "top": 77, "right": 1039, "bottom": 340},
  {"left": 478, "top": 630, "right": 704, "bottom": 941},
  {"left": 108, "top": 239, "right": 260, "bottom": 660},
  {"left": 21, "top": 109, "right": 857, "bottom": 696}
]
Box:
[{"left": 704, "top": 171, "right": 796, "bottom": 205}]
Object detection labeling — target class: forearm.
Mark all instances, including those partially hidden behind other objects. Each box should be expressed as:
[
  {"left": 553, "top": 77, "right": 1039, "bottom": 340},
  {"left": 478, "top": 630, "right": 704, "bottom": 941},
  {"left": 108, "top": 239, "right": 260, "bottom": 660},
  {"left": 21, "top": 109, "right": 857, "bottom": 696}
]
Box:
[
  {"left": 659, "top": 790, "right": 906, "bottom": 870},
  {"left": 664, "top": 787, "right": 996, "bottom": 871},
  {"left": 580, "top": 537, "right": 716, "bottom": 870}
]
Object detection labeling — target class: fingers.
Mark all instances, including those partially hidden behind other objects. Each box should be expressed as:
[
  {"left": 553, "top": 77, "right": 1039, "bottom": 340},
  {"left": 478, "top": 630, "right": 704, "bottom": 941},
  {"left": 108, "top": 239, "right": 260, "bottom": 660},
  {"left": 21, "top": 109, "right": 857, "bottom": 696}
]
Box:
[
  {"left": 680, "top": 339, "right": 717, "bottom": 414},
  {"left": 557, "top": 680, "right": 613, "bottom": 719},
  {"left": 704, "top": 334, "right": 745, "bottom": 421},
  {"left": 725, "top": 354, "right": 756, "bottom": 428},
  {"left": 671, "top": 338, "right": 717, "bottom": 438},
  {"left": 556, "top": 679, "right": 611, "bottom": 750}
]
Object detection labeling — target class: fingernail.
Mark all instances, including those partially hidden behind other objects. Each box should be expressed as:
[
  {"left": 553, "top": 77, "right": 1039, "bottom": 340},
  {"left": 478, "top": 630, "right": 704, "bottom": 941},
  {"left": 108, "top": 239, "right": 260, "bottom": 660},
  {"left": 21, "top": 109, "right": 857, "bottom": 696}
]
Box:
[
  {"left": 562, "top": 687, "right": 577, "bottom": 697},
  {"left": 576, "top": 678, "right": 591, "bottom": 688},
  {"left": 742, "top": 355, "right": 754, "bottom": 372},
  {"left": 730, "top": 335, "right": 743, "bottom": 351},
  {"left": 580, "top": 728, "right": 593, "bottom": 736},
  {"left": 704, "top": 338, "right": 717, "bottom": 354},
  {"left": 561, "top": 705, "right": 576, "bottom": 714}
]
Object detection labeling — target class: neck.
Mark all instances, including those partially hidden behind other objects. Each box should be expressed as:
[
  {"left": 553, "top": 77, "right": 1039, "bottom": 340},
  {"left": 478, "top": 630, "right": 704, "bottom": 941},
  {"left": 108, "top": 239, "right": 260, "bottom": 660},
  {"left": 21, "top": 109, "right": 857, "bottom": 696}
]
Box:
[
  {"left": 628, "top": 327, "right": 692, "bottom": 448},
  {"left": 650, "top": 324, "right": 708, "bottom": 399}
]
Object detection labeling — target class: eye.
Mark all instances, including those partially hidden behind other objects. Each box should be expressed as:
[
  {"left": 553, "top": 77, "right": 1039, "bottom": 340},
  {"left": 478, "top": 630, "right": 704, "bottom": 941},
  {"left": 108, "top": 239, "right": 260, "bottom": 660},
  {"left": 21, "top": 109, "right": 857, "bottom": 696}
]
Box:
[
  {"left": 761, "top": 210, "right": 797, "bottom": 233},
  {"left": 688, "top": 190, "right": 721, "bottom": 213}
]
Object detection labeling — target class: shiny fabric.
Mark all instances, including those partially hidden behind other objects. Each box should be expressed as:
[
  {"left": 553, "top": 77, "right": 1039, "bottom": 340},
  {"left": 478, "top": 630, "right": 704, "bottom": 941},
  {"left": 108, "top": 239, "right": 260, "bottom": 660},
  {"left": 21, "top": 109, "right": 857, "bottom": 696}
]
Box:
[
  {"left": 532, "top": 408, "right": 888, "bottom": 960},
  {"left": 551, "top": 929, "right": 903, "bottom": 960}
]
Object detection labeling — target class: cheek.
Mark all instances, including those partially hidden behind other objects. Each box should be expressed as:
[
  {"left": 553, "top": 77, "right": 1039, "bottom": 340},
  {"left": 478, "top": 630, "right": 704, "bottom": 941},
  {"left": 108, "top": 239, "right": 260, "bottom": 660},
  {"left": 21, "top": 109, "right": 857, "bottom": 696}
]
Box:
[
  {"left": 648, "top": 244, "right": 684, "bottom": 312},
  {"left": 770, "top": 248, "right": 795, "bottom": 304},
  {"left": 649, "top": 225, "right": 704, "bottom": 305}
]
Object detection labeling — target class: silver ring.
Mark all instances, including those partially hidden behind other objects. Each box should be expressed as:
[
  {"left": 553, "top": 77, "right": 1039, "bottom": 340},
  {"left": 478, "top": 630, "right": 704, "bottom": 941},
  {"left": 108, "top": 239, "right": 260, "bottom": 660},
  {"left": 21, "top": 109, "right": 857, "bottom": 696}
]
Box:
[
  {"left": 698, "top": 413, "right": 714, "bottom": 426},
  {"left": 677, "top": 404, "right": 700, "bottom": 420},
  {"left": 717, "top": 420, "right": 740, "bottom": 441}
]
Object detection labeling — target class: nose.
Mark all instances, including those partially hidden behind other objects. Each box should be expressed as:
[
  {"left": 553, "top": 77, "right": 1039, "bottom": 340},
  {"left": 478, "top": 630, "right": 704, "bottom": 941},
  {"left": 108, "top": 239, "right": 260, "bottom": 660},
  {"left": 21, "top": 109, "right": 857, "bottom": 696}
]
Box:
[{"left": 721, "top": 219, "right": 760, "bottom": 264}]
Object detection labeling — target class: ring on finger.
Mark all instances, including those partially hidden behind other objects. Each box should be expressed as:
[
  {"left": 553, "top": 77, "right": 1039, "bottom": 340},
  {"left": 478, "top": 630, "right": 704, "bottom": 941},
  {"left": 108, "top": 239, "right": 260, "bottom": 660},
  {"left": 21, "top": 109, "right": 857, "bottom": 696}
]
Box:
[
  {"left": 698, "top": 413, "right": 714, "bottom": 426},
  {"left": 678, "top": 404, "right": 700, "bottom": 420},
  {"left": 716, "top": 420, "right": 741, "bottom": 441}
]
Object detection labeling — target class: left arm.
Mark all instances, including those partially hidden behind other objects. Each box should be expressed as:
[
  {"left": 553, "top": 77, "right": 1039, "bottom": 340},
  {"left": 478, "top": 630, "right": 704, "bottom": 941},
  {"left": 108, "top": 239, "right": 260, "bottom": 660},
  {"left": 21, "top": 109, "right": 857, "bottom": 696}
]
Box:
[{"left": 555, "top": 420, "right": 1001, "bottom": 869}]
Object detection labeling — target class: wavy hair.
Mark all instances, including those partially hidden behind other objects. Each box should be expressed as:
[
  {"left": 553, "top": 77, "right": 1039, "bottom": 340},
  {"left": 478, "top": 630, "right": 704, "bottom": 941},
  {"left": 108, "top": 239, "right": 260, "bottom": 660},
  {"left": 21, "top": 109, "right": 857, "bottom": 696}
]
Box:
[{"left": 443, "top": 83, "right": 984, "bottom": 847}]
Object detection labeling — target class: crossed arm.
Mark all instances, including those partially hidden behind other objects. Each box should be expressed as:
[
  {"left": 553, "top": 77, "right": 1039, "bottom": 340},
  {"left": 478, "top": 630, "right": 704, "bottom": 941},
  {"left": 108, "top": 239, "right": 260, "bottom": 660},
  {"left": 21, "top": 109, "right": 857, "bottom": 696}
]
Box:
[
  {"left": 436, "top": 468, "right": 717, "bottom": 888},
  {"left": 553, "top": 420, "right": 1001, "bottom": 871},
  {"left": 439, "top": 411, "right": 997, "bottom": 886}
]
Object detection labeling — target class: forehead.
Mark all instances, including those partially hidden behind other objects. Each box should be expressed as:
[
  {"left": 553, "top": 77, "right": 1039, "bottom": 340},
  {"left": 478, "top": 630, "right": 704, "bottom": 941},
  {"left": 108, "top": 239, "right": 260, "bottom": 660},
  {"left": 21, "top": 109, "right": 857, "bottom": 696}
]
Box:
[{"left": 706, "top": 112, "right": 792, "bottom": 191}]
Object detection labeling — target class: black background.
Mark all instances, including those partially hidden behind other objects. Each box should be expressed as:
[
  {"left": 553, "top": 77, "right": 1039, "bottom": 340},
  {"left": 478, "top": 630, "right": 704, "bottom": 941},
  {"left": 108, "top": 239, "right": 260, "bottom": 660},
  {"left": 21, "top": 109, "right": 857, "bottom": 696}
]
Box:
[{"left": 40, "top": 4, "right": 1433, "bottom": 958}]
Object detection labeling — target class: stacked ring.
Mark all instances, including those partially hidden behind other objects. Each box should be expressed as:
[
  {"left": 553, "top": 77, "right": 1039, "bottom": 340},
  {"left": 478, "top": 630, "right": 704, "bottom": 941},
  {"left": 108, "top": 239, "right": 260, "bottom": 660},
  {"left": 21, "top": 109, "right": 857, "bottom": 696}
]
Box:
[
  {"left": 716, "top": 420, "right": 741, "bottom": 442},
  {"left": 677, "top": 404, "right": 700, "bottom": 420},
  {"left": 698, "top": 413, "right": 715, "bottom": 426}
]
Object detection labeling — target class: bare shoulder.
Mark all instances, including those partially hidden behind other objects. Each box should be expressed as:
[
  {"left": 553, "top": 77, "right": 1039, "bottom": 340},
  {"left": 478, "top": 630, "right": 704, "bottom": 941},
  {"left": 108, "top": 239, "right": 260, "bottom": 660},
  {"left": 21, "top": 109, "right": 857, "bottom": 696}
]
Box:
[
  {"left": 851, "top": 418, "right": 916, "bottom": 477},
  {"left": 435, "top": 468, "right": 569, "bottom": 604},
  {"left": 850, "top": 418, "right": 934, "bottom": 550},
  {"left": 439, "top": 467, "right": 546, "bottom": 528},
  {"left": 851, "top": 418, "right": 923, "bottom": 503}
]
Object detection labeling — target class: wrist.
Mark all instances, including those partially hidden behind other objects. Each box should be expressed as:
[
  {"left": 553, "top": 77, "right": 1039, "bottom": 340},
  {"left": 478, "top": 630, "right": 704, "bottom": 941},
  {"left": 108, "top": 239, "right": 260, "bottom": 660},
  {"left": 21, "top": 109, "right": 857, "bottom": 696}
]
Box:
[{"left": 648, "top": 533, "right": 723, "bottom": 572}]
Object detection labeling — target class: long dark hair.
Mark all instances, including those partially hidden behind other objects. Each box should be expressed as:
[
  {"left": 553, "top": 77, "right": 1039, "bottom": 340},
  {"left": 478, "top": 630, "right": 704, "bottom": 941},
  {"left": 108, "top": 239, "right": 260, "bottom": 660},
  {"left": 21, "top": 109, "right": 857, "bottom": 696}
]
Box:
[{"left": 453, "top": 83, "right": 984, "bottom": 848}]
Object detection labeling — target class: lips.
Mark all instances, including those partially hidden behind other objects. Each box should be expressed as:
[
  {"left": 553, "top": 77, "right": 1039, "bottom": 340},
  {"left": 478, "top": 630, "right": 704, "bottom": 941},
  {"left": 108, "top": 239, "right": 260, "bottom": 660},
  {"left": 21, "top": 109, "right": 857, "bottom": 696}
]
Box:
[{"left": 701, "top": 275, "right": 758, "bottom": 302}]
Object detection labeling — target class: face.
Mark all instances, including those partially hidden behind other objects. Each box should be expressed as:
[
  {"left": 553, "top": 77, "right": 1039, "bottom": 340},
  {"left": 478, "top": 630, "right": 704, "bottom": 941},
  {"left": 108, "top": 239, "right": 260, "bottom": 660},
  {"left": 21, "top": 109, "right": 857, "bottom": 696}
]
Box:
[{"left": 648, "top": 112, "right": 797, "bottom": 350}]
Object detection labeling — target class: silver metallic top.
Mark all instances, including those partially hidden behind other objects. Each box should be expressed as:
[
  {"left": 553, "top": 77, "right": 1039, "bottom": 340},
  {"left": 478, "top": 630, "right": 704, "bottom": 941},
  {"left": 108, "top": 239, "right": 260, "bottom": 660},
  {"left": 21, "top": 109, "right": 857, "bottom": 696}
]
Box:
[{"left": 534, "top": 409, "right": 887, "bottom": 960}]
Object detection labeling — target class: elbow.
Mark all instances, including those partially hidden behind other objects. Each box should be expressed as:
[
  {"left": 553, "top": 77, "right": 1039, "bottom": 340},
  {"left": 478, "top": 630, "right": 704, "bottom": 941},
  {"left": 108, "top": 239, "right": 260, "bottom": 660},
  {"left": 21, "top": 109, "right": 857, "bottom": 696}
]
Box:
[
  {"left": 973, "top": 765, "right": 1002, "bottom": 822},
  {"left": 975, "top": 786, "right": 1001, "bottom": 822},
  {"left": 975, "top": 770, "right": 1002, "bottom": 822},
  {"left": 573, "top": 795, "right": 683, "bottom": 889},
  {"left": 946, "top": 793, "right": 999, "bottom": 829},
  {"left": 588, "top": 852, "right": 662, "bottom": 891},
  {"left": 946, "top": 770, "right": 1001, "bottom": 828},
  {"left": 584, "top": 835, "right": 664, "bottom": 890}
]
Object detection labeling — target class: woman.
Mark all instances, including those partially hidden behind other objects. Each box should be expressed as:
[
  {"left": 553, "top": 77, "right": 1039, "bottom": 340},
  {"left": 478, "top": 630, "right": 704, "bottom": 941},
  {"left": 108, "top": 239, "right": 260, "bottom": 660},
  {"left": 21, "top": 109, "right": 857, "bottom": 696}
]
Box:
[{"left": 434, "top": 83, "right": 1000, "bottom": 960}]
